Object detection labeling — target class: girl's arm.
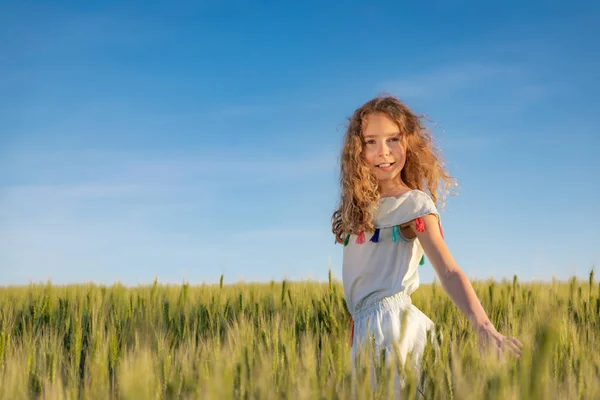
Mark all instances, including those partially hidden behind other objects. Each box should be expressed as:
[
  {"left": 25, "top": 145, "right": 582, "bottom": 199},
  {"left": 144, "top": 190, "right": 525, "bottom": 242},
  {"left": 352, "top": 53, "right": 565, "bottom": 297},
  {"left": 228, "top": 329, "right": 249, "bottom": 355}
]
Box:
[{"left": 410, "top": 214, "right": 523, "bottom": 358}]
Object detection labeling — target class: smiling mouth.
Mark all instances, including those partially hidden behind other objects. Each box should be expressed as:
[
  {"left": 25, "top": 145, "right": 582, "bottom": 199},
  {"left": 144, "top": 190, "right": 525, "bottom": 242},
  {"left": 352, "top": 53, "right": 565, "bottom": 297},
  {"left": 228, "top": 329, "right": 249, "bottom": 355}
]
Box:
[{"left": 376, "top": 162, "right": 395, "bottom": 168}]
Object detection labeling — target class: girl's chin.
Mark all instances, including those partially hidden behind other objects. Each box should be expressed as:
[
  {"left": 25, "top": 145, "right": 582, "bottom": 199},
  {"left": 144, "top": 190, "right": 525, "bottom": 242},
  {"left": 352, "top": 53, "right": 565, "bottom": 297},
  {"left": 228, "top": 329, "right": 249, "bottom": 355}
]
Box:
[
  {"left": 373, "top": 167, "right": 399, "bottom": 178},
  {"left": 379, "top": 171, "right": 405, "bottom": 184}
]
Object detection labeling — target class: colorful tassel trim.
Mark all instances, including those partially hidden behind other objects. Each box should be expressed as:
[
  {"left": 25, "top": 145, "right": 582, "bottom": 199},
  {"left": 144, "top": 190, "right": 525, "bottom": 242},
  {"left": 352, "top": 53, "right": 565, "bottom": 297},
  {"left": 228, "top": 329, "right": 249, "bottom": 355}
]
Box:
[
  {"left": 415, "top": 217, "right": 426, "bottom": 232},
  {"left": 349, "top": 316, "right": 354, "bottom": 346},
  {"left": 343, "top": 221, "right": 436, "bottom": 246},
  {"left": 356, "top": 231, "right": 365, "bottom": 244},
  {"left": 419, "top": 255, "right": 425, "bottom": 265},
  {"left": 392, "top": 225, "right": 399, "bottom": 242},
  {"left": 370, "top": 228, "right": 380, "bottom": 243}
]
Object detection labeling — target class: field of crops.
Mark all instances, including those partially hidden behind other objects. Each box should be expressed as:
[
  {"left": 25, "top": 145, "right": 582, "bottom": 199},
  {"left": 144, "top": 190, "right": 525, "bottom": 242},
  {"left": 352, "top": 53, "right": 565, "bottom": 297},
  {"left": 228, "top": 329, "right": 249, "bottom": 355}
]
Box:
[{"left": 1, "top": 270, "right": 599, "bottom": 399}]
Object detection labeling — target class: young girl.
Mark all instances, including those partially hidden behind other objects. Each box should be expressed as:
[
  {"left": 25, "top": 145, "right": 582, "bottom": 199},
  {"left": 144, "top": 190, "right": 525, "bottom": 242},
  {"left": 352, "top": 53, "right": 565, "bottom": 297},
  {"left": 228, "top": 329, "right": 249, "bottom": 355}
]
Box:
[{"left": 332, "top": 95, "right": 522, "bottom": 384}]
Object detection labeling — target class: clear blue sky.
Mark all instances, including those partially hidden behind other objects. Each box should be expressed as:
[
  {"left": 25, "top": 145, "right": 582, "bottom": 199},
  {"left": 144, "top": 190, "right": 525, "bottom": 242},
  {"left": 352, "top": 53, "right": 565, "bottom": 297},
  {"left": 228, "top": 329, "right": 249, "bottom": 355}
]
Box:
[{"left": 1, "top": 1, "right": 599, "bottom": 286}]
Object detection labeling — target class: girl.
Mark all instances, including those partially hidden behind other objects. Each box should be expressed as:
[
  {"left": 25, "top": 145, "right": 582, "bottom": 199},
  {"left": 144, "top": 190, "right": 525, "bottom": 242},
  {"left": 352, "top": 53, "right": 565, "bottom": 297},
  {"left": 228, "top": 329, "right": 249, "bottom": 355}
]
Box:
[{"left": 332, "top": 95, "right": 522, "bottom": 385}]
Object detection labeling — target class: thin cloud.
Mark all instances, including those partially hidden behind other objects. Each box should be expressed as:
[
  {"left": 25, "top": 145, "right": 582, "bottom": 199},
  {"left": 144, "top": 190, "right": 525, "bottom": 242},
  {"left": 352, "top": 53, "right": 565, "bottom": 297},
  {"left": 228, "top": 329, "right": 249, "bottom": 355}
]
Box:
[
  {"left": 437, "top": 134, "right": 508, "bottom": 152},
  {"left": 0, "top": 148, "right": 337, "bottom": 248},
  {"left": 230, "top": 227, "right": 321, "bottom": 240},
  {"left": 3, "top": 148, "right": 336, "bottom": 188},
  {"left": 1, "top": 5, "right": 167, "bottom": 58},
  {"left": 380, "top": 62, "right": 559, "bottom": 112},
  {"left": 382, "top": 63, "right": 522, "bottom": 100}
]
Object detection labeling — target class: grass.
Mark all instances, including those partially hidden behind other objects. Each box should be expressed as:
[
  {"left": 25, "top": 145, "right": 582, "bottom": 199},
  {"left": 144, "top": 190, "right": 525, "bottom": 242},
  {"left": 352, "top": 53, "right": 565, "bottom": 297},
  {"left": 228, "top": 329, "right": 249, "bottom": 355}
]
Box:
[{"left": 1, "top": 269, "right": 598, "bottom": 399}]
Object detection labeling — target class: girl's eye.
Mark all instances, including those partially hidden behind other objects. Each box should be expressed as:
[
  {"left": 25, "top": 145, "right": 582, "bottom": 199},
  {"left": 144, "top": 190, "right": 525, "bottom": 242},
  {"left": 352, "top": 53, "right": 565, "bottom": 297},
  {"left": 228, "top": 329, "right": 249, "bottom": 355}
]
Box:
[
  {"left": 365, "top": 140, "right": 376, "bottom": 145},
  {"left": 388, "top": 137, "right": 400, "bottom": 142}
]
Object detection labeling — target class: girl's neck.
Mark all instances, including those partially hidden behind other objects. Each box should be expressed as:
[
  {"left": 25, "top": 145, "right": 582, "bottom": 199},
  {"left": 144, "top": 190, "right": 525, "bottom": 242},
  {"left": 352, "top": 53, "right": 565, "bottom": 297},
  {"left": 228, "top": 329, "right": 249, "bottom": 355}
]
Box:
[{"left": 378, "top": 180, "right": 411, "bottom": 198}]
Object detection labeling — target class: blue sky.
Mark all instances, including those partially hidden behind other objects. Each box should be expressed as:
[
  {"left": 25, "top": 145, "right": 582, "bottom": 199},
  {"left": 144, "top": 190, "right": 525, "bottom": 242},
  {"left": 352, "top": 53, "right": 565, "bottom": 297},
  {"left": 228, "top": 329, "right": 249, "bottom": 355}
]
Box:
[{"left": 1, "top": 1, "right": 599, "bottom": 286}]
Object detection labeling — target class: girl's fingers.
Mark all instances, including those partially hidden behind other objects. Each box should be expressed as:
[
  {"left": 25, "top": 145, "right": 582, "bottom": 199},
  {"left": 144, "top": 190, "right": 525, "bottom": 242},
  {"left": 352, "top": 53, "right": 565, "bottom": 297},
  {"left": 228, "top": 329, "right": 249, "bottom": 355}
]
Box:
[
  {"left": 509, "top": 337, "right": 524, "bottom": 348},
  {"left": 503, "top": 340, "right": 522, "bottom": 356},
  {"left": 479, "top": 334, "right": 523, "bottom": 360}
]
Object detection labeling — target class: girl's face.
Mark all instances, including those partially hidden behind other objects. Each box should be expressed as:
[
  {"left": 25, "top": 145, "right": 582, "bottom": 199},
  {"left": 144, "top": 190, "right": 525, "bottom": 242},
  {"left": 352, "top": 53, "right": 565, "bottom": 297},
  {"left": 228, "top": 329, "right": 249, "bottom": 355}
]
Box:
[{"left": 362, "top": 112, "right": 406, "bottom": 186}]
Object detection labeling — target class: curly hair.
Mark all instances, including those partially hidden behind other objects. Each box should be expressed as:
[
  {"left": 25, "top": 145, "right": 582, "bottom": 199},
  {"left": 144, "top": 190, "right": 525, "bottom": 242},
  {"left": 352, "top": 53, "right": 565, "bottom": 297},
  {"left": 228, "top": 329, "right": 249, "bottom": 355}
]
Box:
[{"left": 332, "top": 95, "right": 456, "bottom": 244}]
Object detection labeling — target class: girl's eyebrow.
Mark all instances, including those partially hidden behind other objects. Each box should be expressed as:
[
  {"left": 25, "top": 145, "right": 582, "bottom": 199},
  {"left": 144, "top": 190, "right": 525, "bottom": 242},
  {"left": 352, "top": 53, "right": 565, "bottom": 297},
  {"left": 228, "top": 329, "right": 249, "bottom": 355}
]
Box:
[{"left": 363, "top": 132, "right": 402, "bottom": 139}]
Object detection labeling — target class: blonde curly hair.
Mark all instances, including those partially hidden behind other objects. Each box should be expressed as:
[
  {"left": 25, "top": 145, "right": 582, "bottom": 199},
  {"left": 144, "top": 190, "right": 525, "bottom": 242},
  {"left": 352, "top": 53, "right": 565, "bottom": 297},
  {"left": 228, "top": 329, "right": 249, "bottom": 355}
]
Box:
[{"left": 332, "top": 95, "right": 456, "bottom": 244}]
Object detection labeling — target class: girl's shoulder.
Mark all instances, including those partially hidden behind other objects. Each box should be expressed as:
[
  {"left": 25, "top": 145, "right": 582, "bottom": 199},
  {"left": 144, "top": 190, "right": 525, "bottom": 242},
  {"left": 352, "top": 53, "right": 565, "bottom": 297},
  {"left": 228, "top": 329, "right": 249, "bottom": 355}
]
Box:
[{"left": 374, "top": 190, "right": 439, "bottom": 229}]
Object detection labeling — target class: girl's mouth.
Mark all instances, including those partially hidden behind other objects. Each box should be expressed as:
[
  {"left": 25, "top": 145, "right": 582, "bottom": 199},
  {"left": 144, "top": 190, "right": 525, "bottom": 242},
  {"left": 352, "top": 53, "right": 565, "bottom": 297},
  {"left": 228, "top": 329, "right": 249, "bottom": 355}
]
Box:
[{"left": 376, "top": 162, "right": 395, "bottom": 171}]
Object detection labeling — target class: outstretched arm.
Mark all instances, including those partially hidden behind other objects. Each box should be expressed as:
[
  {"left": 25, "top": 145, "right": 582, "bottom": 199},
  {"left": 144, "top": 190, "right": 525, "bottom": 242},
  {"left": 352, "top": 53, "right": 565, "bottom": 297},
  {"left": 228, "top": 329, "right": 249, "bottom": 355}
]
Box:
[{"left": 410, "top": 214, "right": 523, "bottom": 358}]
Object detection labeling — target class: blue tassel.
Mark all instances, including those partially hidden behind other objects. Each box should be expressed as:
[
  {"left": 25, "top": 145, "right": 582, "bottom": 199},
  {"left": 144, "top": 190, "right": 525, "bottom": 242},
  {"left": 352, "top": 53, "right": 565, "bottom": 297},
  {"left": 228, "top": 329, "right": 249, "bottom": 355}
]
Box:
[
  {"left": 392, "top": 226, "right": 399, "bottom": 242},
  {"left": 370, "top": 228, "right": 380, "bottom": 243},
  {"left": 344, "top": 234, "right": 350, "bottom": 246},
  {"left": 419, "top": 255, "right": 425, "bottom": 265}
]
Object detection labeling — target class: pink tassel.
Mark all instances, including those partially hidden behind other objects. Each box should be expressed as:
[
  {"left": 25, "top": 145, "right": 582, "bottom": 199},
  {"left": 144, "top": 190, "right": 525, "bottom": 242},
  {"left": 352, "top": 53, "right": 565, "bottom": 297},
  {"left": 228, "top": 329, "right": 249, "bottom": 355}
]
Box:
[
  {"left": 438, "top": 220, "right": 444, "bottom": 239},
  {"left": 356, "top": 231, "right": 365, "bottom": 244},
  {"left": 415, "top": 217, "right": 426, "bottom": 232}
]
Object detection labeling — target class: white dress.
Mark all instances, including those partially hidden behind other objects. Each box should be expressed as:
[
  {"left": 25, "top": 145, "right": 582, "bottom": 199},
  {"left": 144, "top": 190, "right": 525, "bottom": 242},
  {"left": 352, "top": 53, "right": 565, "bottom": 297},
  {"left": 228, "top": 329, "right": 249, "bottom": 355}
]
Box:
[{"left": 342, "top": 190, "right": 441, "bottom": 388}]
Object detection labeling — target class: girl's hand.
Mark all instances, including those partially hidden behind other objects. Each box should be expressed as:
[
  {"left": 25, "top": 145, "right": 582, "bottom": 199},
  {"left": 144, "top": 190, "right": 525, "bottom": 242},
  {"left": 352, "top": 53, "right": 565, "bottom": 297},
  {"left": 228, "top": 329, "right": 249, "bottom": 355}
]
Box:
[{"left": 476, "top": 324, "right": 523, "bottom": 359}]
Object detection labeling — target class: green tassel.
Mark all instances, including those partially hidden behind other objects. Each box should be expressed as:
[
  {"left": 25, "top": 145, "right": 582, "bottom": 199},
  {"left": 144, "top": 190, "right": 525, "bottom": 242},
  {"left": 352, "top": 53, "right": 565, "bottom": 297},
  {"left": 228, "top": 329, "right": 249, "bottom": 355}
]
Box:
[
  {"left": 419, "top": 255, "right": 425, "bottom": 265},
  {"left": 392, "top": 226, "right": 399, "bottom": 242},
  {"left": 344, "top": 234, "right": 350, "bottom": 246}
]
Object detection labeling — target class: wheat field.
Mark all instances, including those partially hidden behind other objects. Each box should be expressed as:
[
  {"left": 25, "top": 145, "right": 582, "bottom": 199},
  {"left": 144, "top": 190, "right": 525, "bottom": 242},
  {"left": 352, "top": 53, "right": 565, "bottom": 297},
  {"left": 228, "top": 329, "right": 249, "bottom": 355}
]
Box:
[{"left": 1, "top": 270, "right": 598, "bottom": 399}]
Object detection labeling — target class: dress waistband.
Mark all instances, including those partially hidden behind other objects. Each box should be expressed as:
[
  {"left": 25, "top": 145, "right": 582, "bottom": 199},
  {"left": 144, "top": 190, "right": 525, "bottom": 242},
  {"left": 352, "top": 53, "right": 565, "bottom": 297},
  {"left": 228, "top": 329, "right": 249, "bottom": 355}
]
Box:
[{"left": 352, "top": 291, "right": 412, "bottom": 320}]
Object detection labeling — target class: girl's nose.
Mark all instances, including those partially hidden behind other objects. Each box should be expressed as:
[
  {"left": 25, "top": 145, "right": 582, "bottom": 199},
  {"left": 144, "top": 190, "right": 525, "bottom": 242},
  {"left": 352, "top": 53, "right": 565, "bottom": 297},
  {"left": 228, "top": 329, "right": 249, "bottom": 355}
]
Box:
[{"left": 379, "top": 143, "right": 390, "bottom": 156}]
